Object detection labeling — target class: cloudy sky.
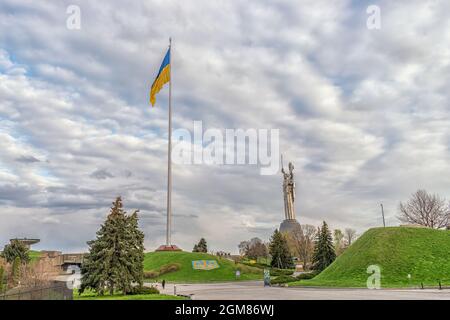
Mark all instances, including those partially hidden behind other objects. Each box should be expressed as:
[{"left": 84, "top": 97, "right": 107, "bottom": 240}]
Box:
[{"left": 1, "top": 0, "right": 450, "bottom": 253}]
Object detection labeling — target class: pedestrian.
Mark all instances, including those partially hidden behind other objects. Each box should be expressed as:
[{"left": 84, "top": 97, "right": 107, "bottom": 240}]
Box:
[{"left": 162, "top": 279, "right": 166, "bottom": 290}]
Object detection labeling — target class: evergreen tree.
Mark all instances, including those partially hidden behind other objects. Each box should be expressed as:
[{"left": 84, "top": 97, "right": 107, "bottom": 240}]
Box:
[
  {"left": 1, "top": 240, "right": 30, "bottom": 264},
  {"left": 269, "top": 229, "right": 294, "bottom": 269},
  {"left": 193, "top": 238, "right": 208, "bottom": 253},
  {"left": 127, "top": 210, "right": 145, "bottom": 289},
  {"left": 312, "top": 221, "right": 336, "bottom": 272},
  {"left": 12, "top": 256, "right": 21, "bottom": 286},
  {"left": 80, "top": 197, "right": 145, "bottom": 295}
]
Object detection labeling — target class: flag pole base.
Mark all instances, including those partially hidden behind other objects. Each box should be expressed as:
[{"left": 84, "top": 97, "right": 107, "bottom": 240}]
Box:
[{"left": 155, "top": 244, "right": 182, "bottom": 252}]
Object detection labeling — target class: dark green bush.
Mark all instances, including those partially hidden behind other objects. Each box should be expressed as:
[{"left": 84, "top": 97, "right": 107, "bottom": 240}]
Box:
[
  {"left": 159, "top": 263, "right": 180, "bottom": 275},
  {"left": 271, "top": 275, "right": 297, "bottom": 284},
  {"left": 270, "top": 268, "right": 294, "bottom": 276},
  {"left": 295, "top": 271, "right": 318, "bottom": 280},
  {"left": 129, "top": 286, "right": 160, "bottom": 295},
  {"left": 241, "top": 261, "right": 270, "bottom": 269}
]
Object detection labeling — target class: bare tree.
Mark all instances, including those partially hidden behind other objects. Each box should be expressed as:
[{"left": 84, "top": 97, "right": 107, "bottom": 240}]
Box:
[
  {"left": 239, "top": 238, "right": 268, "bottom": 260},
  {"left": 344, "top": 228, "right": 357, "bottom": 246},
  {"left": 246, "top": 240, "right": 268, "bottom": 260},
  {"left": 238, "top": 241, "right": 249, "bottom": 256},
  {"left": 333, "top": 229, "right": 345, "bottom": 255},
  {"left": 398, "top": 190, "right": 450, "bottom": 229},
  {"left": 287, "top": 224, "right": 316, "bottom": 270}
]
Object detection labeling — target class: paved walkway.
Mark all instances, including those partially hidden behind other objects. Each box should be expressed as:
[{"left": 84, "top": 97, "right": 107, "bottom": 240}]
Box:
[{"left": 148, "top": 281, "right": 450, "bottom": 300}]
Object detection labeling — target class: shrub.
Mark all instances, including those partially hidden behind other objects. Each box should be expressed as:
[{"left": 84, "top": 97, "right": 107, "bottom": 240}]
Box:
[
  {"left": 159, "top": 263, "right": 180, "bottom": 275},
  {"left": 270, "top": 271, "right": 317, "bottom": 284},
  {"left": 144, "top": 271, "right": 159, "bottom": 279},
  {"left": 144, "top": 263, "right": 181, "bottom": 279},
  {"left": 129, "top": 286, "right": 160, "bottom": 295},
  {"left": 295, "top": 271, "right": 318, "bottom": 280},
  {"left": 271, "top": 275, "right": 297, "bottom": 285},
  {"left": 235, "top": 264, "right": 262, "bottom": 275},
  {"left": 241, "top": 261, "right": 270, "bottom": 269},
  {"left": 270, "top": 268, "right": 294, "bottom": 276}
]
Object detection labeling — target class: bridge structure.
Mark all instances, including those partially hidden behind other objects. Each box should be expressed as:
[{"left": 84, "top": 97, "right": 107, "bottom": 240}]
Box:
[
  {"left": 56, "top": 253, "right": 86, "bottom": 270},
  {"left": 41, "top": 251, "right": 86, "bottom": 271}
]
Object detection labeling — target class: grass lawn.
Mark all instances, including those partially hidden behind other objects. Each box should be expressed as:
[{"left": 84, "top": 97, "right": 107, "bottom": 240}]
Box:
[
  {"left": 290, "top": 227, "right": 450, "bottom": 288},
  {"left": 144, "top": 251, "right": 262, "bottom": 283},
  {"left": 74, "top": 290, "right": 187, "bottom": 300},
  {"left": 29, "top": 250, "right": 42, "bottom": 262}
]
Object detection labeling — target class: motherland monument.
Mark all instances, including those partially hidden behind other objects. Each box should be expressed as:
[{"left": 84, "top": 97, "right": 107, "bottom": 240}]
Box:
[{"left": 279, "top": 156, "right": 301, "bottom": 233}]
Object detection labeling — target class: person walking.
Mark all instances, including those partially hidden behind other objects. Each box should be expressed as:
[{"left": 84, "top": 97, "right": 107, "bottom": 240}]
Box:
[{"left": 162, "top": 279, "right": 166, "bottom": 290}]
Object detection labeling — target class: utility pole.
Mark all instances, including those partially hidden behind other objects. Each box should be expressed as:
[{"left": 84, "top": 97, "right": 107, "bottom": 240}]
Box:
[{"left": 380, "top": 203, "right": 386, "bottom": 227}]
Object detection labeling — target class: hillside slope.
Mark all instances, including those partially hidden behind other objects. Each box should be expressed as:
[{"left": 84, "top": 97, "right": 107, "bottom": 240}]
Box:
[
  {"left": 144, "top": 251, "right": 262, "bottom": 283},
  {"left": 293, "top": 227, "right": 450, "bottom": 288}
]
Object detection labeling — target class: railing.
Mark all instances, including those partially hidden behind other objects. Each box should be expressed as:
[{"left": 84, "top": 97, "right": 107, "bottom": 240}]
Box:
[
  {"left": 418, "top": 280, "right": 450, "bottom": 290},
  {"left": 0, "top": 283, "right": 73, "bottom": 300}
]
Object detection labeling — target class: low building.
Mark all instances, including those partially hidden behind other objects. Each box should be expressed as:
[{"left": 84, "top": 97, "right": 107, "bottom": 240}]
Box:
[{"left": 10, "top": 238, "right": 40, "bottom": 249}]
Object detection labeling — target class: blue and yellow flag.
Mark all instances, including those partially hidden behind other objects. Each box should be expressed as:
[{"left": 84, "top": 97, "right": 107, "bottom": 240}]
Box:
[{"left": 150, "top": 48, "right": 171, "bottom": 106}]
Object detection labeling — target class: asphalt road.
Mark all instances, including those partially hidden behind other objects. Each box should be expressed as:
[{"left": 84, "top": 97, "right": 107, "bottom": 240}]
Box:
[{"left": 152, "top": 281, "right": 450, "bottom": 300}]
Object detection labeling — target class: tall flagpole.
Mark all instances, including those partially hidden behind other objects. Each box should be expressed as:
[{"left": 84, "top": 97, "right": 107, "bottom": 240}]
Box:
[{"left": 166, "top": 37, "right": 173, "bottom": 246}]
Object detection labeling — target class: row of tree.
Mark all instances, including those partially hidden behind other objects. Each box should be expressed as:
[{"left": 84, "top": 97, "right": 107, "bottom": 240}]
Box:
[
  {"left": 1, "top": 197, "right": 146, "bottom": 297},
  {"left": 235, "top": 188, "right": 450, "bottom": 272},
  {"left": 190, "top": 189, "right": 449, "bottom": 274},
  {"left": 239, "top": 223, "right": 357, "bottom": 271},
  {"left": 269, "top": 222, "right": 340, "bottom": 271}
]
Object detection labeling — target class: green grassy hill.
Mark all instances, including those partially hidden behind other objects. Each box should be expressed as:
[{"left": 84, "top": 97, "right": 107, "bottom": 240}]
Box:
[
  {"left": 0, "top": 250, "right": 41, "bottom": 262},
  {"left": 29, "top": 250, "right": 42, "bottom": 262},
  {"left": 144, "top": 251, "right": 262, "bottom": 283},
  {"left": 292, "top": 227, "right": 450, "bottom": 288}
]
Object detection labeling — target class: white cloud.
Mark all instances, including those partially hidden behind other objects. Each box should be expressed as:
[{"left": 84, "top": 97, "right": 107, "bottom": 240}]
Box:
[{"left": 1, "top": 0, "right": 450, "bottom": 252}]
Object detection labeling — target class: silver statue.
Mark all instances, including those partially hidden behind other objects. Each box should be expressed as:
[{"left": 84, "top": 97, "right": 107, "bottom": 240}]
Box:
[{"left": 281, "top": 157, "right": 296, "bottom": 220}]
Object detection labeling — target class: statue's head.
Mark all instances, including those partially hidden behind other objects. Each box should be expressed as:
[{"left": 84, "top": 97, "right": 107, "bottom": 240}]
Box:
[{"left": 288, "top": 162, "right": 294, "bottom": 172}]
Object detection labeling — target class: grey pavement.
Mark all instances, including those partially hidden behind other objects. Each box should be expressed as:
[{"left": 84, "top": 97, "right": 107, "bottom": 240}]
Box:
[{"left": 148, "top": 281, "right": 450, "bottom": 300}]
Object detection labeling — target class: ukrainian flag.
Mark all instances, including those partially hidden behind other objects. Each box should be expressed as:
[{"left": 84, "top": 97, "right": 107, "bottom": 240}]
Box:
[{"left": 150, "top": 48, "right": 171, "bottom": 106}]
